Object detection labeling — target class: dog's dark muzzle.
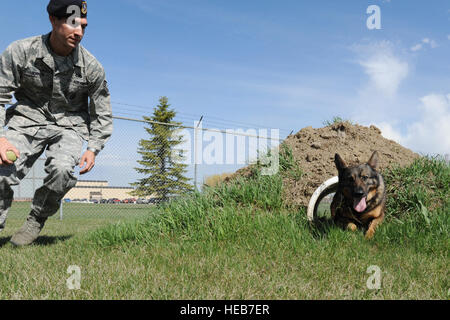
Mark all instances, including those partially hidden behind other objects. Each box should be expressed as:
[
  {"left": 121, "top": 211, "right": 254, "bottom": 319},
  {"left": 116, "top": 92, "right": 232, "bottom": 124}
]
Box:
[{"left": 353, "top": 189, "right": 366, "bottom": 198}]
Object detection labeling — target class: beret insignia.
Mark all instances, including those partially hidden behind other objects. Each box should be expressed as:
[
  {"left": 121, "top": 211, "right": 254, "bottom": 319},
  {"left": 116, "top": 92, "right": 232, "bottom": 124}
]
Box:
[{"left": 81, "top": 1, "right": 87, "bottom": 15}]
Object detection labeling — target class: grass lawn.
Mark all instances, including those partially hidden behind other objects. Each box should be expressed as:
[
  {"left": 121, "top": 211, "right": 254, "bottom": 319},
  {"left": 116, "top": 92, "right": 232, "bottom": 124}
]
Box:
[
  {"left": 0, "top": 155, "right": 448, "bottom": 300},
  {"left": 3, "top": 202, "right": 153, "bottom": 242}
]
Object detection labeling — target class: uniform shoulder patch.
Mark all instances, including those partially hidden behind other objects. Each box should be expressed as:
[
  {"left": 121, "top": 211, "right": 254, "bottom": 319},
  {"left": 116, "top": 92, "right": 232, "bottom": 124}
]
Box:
[{"left": 81, "top": 1, "right": 88, "bottom": 15}]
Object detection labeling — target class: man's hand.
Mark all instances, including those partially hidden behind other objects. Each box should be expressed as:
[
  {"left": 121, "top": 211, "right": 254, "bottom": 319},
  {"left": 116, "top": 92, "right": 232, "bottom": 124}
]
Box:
[
  {"left": 79, "top": 150, "right": 96, "bottom": 175},
  {"left": 0, "top": 137, "right": 20, "bottom": 166}
]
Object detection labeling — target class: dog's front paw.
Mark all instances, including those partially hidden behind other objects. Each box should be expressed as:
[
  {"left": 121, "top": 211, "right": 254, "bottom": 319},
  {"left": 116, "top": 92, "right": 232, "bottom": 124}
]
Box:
[
  {"left": 365, "top": 229, "right": 375, "bottom": 240},
  {"left": 347, "top": 223, "right": 357, "bottom": 232}
]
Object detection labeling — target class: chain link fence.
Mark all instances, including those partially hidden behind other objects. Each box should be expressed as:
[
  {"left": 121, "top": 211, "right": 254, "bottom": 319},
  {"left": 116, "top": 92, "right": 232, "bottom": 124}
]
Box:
[{"left": 8, "top": 116, "right": 282, "bottom": 221}]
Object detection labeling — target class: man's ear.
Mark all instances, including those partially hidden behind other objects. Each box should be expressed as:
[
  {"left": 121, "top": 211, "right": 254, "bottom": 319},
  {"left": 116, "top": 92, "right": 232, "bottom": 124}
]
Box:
[
  {"left": 49, "top": 15, "right": 62, "bottom": 28},
  {"left": 49, "top": 15, "right": 57, "bottom": 28},
  {"left": 334, "top": 153, "right": 347, "bottom": 173},
  {"left": 367, "top": 151, "right": 379, "bottom": 170}
]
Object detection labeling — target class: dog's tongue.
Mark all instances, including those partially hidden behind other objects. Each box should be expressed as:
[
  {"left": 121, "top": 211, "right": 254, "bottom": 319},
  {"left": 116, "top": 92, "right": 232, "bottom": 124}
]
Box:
[{"left": 353, "top": 197, "right": 367, "bottom": 213}]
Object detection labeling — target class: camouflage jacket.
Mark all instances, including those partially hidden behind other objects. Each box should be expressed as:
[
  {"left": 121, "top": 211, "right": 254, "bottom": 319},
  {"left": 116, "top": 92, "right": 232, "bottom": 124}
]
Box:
[{"left": 0, "top": 33, "right": 113, "bottom": 153}]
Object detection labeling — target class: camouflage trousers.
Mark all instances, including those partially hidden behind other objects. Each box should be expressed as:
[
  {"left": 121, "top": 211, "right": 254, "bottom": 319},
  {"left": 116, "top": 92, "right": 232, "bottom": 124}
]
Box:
[{"left": 0, "top": 127, "right": 83, "bottom": 230}]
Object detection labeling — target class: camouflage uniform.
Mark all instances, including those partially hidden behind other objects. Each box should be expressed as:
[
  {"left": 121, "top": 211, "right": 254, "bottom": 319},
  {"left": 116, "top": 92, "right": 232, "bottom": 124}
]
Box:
[{"left": 0, "top": 33, "right": 113, "bottom": 230}]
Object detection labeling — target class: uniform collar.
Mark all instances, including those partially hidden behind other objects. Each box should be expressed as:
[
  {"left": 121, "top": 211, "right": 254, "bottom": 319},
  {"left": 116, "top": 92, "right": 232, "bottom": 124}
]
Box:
[{"left": 38, "top": 32, "right": 85, "bottom": 69}]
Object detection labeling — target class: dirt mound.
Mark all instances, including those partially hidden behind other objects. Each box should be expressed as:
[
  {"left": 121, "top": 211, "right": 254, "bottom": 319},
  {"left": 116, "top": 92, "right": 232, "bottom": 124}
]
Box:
[{"left": 231, "top": 122, "right": 420, "bottom": 208}]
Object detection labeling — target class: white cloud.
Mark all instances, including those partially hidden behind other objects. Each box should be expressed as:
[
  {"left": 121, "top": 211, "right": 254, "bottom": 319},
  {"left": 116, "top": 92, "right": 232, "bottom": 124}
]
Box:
[
  {"left": 377, "top": 122, "right": 404, "bottom": 143},
  {"left": 410, "top": 38, "right": 438, "bottom": 52},
  {"left": 377, "top": 94, "right": 450, "bottom": 155},
  {"left": 447, "top": 35, "right": 450, "bottom": 40},
  {"left": 353, "top": 42, "right": 449, "bottom": 156},
  {"left": 428, "top": 39, "right": 438, "bottom": 48},
  {"left": 356, "top": 41, "right": 409, "bottom": 97},
  {"left": 410, "top": 43, "right": 423, "bottom": 52}
]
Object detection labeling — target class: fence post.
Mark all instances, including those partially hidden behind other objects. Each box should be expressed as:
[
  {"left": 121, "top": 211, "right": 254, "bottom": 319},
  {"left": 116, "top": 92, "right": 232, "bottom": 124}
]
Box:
[
  {"left": 194, "top": 116, "right": 203, "bottom": 191},
  {"left": 32, "top": 162, "right": 36, "bottom": 193}
]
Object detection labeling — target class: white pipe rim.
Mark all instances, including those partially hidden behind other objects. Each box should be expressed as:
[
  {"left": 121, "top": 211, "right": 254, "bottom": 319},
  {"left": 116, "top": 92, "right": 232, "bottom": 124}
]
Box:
[{"left": 307, "top": 176, "right": 339, "bottom": 221}]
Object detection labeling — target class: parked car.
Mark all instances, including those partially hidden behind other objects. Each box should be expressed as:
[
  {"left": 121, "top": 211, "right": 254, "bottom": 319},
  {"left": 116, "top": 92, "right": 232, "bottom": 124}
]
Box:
[
  {"left": 148, "top": 198, "right": 164, "bottom": 204},
  {"left": 63, "top": 198, "right": 71, "bottom": 203}
]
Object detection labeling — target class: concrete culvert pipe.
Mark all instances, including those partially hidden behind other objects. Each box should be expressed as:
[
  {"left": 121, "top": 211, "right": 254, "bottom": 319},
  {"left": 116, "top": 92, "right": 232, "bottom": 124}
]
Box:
[{"left": 307, "top": 176, "right": 339, "bottom": 221}]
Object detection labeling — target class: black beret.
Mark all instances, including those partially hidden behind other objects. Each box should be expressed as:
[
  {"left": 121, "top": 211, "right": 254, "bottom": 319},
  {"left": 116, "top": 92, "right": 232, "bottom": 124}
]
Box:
[{"left": 47, "top": 0, "right": 87, "bottom": 18}]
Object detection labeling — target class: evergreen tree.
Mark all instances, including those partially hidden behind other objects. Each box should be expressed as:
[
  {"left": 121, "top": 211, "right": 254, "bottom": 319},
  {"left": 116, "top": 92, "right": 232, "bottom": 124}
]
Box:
[{"left": 131, "top": 97, "right": 192, "bottom": 201}]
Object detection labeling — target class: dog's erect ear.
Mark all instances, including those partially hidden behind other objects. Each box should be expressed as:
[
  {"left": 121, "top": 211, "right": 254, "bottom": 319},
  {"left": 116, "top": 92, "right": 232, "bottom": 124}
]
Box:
[
  {"left": 367, "top": 151, "right": 379, "bottom": 170},
  {"left": 334, "top": 153, "right": 347, "bottom": 172}
]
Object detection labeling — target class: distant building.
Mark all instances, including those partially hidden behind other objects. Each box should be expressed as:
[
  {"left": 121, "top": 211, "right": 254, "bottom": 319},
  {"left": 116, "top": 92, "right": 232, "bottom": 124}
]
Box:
[{"left": 64, "top": 180, "right": 137, "bottom": 201}]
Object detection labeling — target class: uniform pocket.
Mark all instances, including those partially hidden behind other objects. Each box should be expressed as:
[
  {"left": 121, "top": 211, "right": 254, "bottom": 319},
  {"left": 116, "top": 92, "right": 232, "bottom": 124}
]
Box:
[
  {"left": 22, "top": 70, "right": 43, "bottom": 90},
  {"left": 21, "top": 67, "right": 53, "bottom": 103},
  {"left": 22, "top": 67, "right": 51, "bottom": 89},
  {"left": 67, "top": 112, "right": 89, "bottom": 141},
  {"left": 66, "top": 80, "right": 89, "bottom": 112}
]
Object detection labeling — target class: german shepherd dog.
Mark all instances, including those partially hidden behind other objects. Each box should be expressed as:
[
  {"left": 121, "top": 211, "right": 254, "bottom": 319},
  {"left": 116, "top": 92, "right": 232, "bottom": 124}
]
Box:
[{"left": 330, "top": 151, "right": 386, "bottom": 239}]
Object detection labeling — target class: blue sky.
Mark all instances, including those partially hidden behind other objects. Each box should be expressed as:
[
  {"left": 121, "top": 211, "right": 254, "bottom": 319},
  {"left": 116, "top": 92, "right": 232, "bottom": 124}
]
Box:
[{"left": 1, "top": 0, "right": 449, "bottom": 188}]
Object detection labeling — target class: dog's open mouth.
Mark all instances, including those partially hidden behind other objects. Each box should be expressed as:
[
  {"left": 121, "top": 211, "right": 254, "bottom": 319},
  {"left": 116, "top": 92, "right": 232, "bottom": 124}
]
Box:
[{"left": 353, "top": 196, "right": 367, "bottom": 213}]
